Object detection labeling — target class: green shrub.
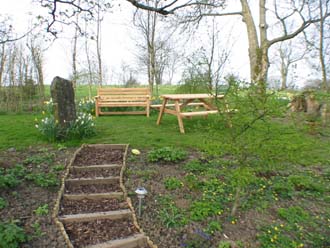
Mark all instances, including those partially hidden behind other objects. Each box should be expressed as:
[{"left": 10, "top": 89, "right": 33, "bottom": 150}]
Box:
[
  {"left": 25, "top": 172, "right": 59, "bottom": 187},
  {"left": 164, "top": 177, "right": 184, "bottom": 190},
  {"left": 0, "top": 197, "right": 7, "bottom": 209},
  {"left": 0, "top": 220, "right": 27, "bottom": 248},
  {"left": 147, "top": 147, "right": 187, "bottom": 163}
]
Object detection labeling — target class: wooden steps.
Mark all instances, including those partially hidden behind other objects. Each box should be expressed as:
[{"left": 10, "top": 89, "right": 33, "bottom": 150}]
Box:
[{"left": 53, "top": 144, "right": 156, "bottom": 248}]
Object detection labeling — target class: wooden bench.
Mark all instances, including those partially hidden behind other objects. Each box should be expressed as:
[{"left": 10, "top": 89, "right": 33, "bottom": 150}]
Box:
[{"left": 95, "top": 88, "right": 151, "bottom": 117}]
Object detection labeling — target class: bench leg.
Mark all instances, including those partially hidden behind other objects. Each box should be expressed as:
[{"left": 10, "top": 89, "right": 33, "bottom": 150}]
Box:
[
  {"left": 146, "top": 103, "right": 150, "bottom": 117},
  {"left": 157, "top": 99, "right": 168, "bottom": 125},
  {"left": 95, "top": 104, "right": 99, "bottom": 117},
  {"left": 175, "top": 100, "right": 185, "bottom": 134}
]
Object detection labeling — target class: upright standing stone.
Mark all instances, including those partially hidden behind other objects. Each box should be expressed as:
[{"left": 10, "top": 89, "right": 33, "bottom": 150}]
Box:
[{"left": 50, "top": 76, "right": 76, "bottom": 128}]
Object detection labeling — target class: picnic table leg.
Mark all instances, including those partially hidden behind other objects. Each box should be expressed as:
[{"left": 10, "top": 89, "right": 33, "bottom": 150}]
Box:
[
  {"left": 175, "top": 100, "right": 185, "bottom": 134},
  {"left": 157, "top": 98, "right": 168, "bottom": 125}
]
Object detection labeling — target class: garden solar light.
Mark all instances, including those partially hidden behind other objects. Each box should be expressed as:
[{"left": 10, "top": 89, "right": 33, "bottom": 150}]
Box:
[{"left": 135, "top": 187, "right": 147, "bottom": 218}]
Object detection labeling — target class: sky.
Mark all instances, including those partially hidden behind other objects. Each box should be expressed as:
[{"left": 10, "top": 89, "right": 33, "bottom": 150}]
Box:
[{"left": 1, "top": 0, "right": 315, "bottom": 88}]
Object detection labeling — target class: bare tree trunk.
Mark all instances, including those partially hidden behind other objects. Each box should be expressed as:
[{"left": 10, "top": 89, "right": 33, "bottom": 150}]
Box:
[
  {"left": 85, "top": 21, "right": 93, "bottom": 99},
  {"left": 96, "top": 0, "right": 103, "bottom": 86},
  {"left": 0, "top": 43, "right": 6, "bottom": 87},
  {"left": 72, "top": 26, "right": 78, "bottom": 89},
  {"left": 319, "top": 0, "right": 328, "bottom": 91}
]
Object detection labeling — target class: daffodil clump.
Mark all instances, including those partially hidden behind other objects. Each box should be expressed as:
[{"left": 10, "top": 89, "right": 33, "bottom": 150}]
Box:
[
  {"left": 35, "top": 98, "right": 96, "bottom": 141},
  {"left": 77, "top": 98, "right": 95, "bottom": 115}
]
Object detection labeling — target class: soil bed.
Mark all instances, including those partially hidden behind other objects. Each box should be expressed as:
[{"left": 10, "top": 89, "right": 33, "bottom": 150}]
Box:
[
  {"left": 64, "top": 218, "right": 139, "bottom": 247},
  {"left": 73, "top": 147, "right": 123, "bottom": 166},
  {"left": 68, "top": 167, "right": 122, "bottom": 179},
  {"left": 65, "top": 183, "right": 121, "bottom": 194},
  {"left": 60, "top": 198, "right": 129, "bottom": 215}
]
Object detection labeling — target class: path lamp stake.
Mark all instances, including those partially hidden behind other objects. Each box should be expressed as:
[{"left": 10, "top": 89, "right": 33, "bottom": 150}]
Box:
[{"left": 135, "top": 187, "right": 147, "bottom": 218}]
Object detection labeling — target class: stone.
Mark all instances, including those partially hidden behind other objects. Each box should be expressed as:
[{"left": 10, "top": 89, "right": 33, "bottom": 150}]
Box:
[{"left": 50, "top": 76, "right": 76, "bottom": 128}]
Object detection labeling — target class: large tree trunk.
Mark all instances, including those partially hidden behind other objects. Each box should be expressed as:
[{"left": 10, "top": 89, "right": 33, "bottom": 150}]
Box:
[{"left": 241, "top": 0, "right": 269, "bottom": 93}]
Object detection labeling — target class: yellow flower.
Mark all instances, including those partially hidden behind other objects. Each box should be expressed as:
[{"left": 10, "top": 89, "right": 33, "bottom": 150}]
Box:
[
  {"left": 42, "top": 111, "right": 45, "bottom": 115},
  {"left": 274, "top": 226, "right": 278, "bottom": 231},
  {"left": 131, "top": 149, "right": 141, "bottom": 155},
  {"left": 231, "top": 220, "right": 236, "bottom": 224}
]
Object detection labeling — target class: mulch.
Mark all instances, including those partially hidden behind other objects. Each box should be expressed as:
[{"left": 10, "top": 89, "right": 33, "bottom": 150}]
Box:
[
  {"left": 64, "top": 183, "right": 122, "bottom": 194},
  {"left": 60, "top": 198, "right": 129, "bottom": 215},
  {"left": 64, "top": 218, "right": 139, "bottom": 247},
  {"left": 73, "top": 147, "right": 123, "bottom": 166},
  {"left": 68, "top": 167, "right": 122, "bottom": 179}
]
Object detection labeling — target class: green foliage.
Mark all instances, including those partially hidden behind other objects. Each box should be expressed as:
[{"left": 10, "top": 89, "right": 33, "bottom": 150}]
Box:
[
  {"left": 67, "top": 112, "right": 96, "bottom": 139},
  {"left": 157, "top": 195, "right": 187, "bottom": 228},
  {"left": 270, "top": 177, "right": 294, "bottom": 199},
  {"left": 183, "top": 160, "right": 206, "bottom": 174},
  {"left": 0, "top": 197, "right": 8, "bottom": 209},
  {"left": 204, "top": 221, "right": 222, "bottom": 235},
  {"left": 288, "top": 174, "right": 324, "bottom": 193},
  {"left": 77, "top": 98, "right": 95, "bottom": 115},
  {"left": 24, "top": 153, "right": 55, "bottom": 165},
  {"left": 0, "top": 220, "right": 27, "bottom": 248},
  {"left": 277, "top": 206, "right": 310, "bottom": 224},
  {"left": 34, "top": 204, "right": 49, "bottom": 216},
  {"left": 31, "top": 221, "right": 45, "bottom": 238},
  {"left": 25, "top": 172, "right": 59, "bottom": 187},
  {"left": 164, "top": 177, "right": 184, "bottom": 190},
  {"left": 184, "top": 173, "right": 203, "bottom": 190},
  {"left": 190, "top": 200, "right": 223, "bottom": 221},
  {"left": 147, "top": 147, "right": 187, "bottom": 163},
  {"left": 52, "top": 164, "right": 65, "bottom": 171},
  {"left": 0, "top": 165, "right": 27, "bottom": 189}
]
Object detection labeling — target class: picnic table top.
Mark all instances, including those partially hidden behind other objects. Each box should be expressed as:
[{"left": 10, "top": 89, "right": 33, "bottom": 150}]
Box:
[{"left": 160, "top": 93, "right": 224, "bottom": 100}]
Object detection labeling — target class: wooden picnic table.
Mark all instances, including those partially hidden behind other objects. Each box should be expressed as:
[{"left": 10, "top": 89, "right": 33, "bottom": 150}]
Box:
[{"left": 156, "top": 93, "right": 224, "bottom": 134}]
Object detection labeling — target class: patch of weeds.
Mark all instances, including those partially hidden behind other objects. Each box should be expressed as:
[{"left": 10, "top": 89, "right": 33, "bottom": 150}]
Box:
[
  {"left": 0, "top": 220, "right": 27, "bottom": 248},
  {"left": 270, "top": 176, "right": 294, "bottom": 199},
  {"left": 277, "top": 206, "right": 309, "bottom": 225},
  {"left": 258, "top": 206, "right": 329, "bottom": 247},
  {"left": 183, "top": 159, "right": 206, "bottom": 174},
  {"left": 147, "top": 147, "right": 187, "bottom": 163},
  {"left": 181, "top": 229, "right": 212, "bottom": 248},
  {"left": 31, "top": 221, "right": 45, "bottom": 238},
  {"left": 157, "top": 195, "right": 187, "bottom": 228},
  {"left": 134, "top": 169, "right": 158, "bottom": 180},
  {"left": 190, "top": 200, "right": 223, "bottom": 221},
  {"left": 288, "top": 174, "right": 324, "bottom": 193},
  {"left": 204, "top": 220, "right": 222, "bottom": 235},
  {"left": 258, "top": 223, "right": 303, "bottom": 248},
  {"left": 23, "top": 153, "right": 55, "bottom": 165},
  {"left": 184, "top": 173, "right": 203, "bottom": 190},
  {"left": 0, "top": 165, "right": 27, "bottom": 189},
  {"left": 25, "top": 172, "right": 59, "bottom": 187},
  {"left": 164, "top": 177, "right": 184, "bottom": 190},
  {"left": 34, "top": 204, "right": 49, "bottom": 216},
  {"left": 0, "top": 197, "right": 7, "bottom": 209},
  {"left": 52, "top": 164, "right": 65, "bottom": 172}
]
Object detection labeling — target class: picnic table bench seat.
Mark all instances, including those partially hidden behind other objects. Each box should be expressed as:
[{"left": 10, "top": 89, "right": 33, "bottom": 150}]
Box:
[{"left": 95, "top": 88, "right": 151, "bottom": 117}]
